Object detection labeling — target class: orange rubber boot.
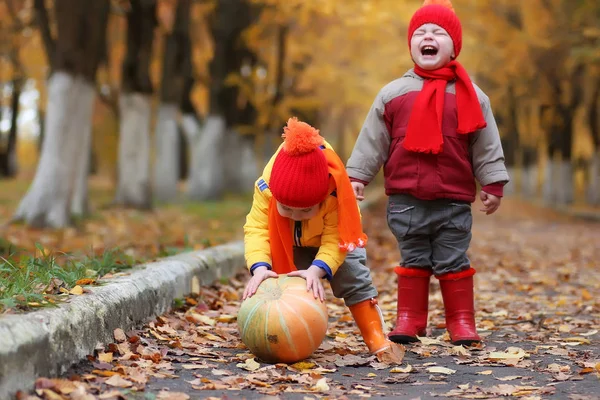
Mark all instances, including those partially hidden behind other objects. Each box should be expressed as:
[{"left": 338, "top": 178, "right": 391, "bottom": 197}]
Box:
[{"left": 348, "top": 298, "right": 391, "bottom": 354}]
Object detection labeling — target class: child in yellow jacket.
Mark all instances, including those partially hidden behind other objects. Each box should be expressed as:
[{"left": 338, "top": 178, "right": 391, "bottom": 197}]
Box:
[{"left": 242, "top": 117, "right": 394, "bottom": 356}]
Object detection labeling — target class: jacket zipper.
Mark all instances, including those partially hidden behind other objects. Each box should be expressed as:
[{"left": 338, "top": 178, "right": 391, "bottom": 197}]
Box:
[{"left": 294, "top": 221, "right": 302, "bottom": 246}]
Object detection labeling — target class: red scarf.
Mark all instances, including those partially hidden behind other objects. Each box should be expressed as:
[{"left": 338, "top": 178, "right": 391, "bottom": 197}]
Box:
[
  {"left": 267, "top": 148, "right": 368, "bottom": 274},
  {"left": 403, "top": 60, "right": 487, "bottom": 154}
]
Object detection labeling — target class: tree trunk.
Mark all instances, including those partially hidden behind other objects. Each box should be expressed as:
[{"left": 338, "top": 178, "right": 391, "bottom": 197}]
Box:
[
  {"left": 223, "top": 132, "right": 257, "bottom": 193},
  {"left": 521, "top": 146, "right": 538, "bottom": 198},
  {"left": 114, "top": 0, "right": 156, "bottom": 208},
  {"left": 14, "top": 0, "right": 109, "bottom": 227},
  {"left": 153, "top": 0, "right": 190, "bottom": 202},
  {"left": 70, "top": 82, "right": 96, "bottom": 216},
  {"left": 13, "top": 73, "right": 92, "bottom": 227},
  {"left": 115, "top": 94, "right": 152, "bottom": 208},
  {"left": 203, "top": 0, "right": 260, "bottom": 197},
  {"left": 0, "top": 79, "right": 21, "bottom": 178},
  {"left": 183, "top": 114, "right": 226, "bottom": 200},
  {"left": 542, "top": 156, "right": 558, "bottom": 205},
  {"left": 587, "top": 78, "right": 600, "bottom": 205},
  {"left": 588, "top": 151, "right": 600, "bottom": 205},
  {"left": 153, "top": 104, "right": 180, "bottom": 202}
]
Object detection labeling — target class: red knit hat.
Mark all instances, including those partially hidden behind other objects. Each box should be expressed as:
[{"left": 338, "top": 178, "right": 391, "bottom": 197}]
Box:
[
  {"left": 408, "top": 0, "right": 462, "bottom": 58},
  {"left": 269, "top": 117, "right": 330, "bottom": 208}
]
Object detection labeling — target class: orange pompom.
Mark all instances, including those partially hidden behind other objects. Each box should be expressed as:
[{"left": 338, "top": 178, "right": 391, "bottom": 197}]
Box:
[
  {"left": 422, "top": 0, "right": 454, "bottom": 12},
  {"left": 282, "top": 117, "right": 324, "bottom": 156}
]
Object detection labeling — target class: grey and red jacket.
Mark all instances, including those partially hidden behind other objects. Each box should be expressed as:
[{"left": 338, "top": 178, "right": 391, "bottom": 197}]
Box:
[{"left": 347, "top": 69, "right": 510, "bottom": 203}]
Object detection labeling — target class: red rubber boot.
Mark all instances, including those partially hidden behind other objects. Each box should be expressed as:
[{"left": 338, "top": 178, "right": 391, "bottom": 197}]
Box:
[
  {"left": 437, "top": 267, "right": 481, "bottom": 346},
  {"left": 388, "top": 267, "right": 432, "bottom": 343}
]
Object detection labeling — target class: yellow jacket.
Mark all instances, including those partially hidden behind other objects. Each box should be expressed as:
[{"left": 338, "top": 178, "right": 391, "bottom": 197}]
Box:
[{"left": 243, "top": 141, "right": 346, "bottom": 279}]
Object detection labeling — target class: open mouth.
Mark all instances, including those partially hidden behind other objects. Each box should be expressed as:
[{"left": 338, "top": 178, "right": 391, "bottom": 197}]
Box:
[{"left": 421, "top": 45, "right": 438, "bottom": 56}]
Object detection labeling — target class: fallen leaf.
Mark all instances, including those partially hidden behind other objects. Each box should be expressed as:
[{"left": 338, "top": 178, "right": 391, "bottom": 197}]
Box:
[
  {"left": 156, "top": 391, "right": 190, "bottom": 400},
  {"left": 98, "top": 352, "right": 113, "bottom": 363},
  {"left": 390, "top": 364, "right": 413, "bottom": 373},
  {"left": 563, "top": 337, "right": 591, "bottom": 344},
  {"left": 313, "top": 378, "right": 329, "bottom": 392},
  {"left": 427, "top": 366, "right": 456, "bottom": 375},
  {"left": 69, "top": 285, "right": 84, "bottom": 295},
  {"left": 236, "top": 358, "right": 260, "bottom": 371},
  {"left": 75, "top": 278, "right": 95, "bottom": 286},
  {"left": 478, "top": 370, "right": 494, "bottom": 375},
  {"left": 104, "top": 375, "right": 132, "bottom": 388},
  {"left": 291, "top": 361, "right": 316, "bottom": 370},
  {"left": 496, "top": 375, "right": 522, "bottom": 381},
  {"left": 113, "top": 329, "right": 127, "bottom": 342}
]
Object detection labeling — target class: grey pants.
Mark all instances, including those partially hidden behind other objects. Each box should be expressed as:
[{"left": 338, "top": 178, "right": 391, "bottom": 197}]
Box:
[
  {"left": 293, "top": 247, "right": 377, "bottom": 306},
  {"left": 386, "top": 194, "right": 472, "bottom": 276}
]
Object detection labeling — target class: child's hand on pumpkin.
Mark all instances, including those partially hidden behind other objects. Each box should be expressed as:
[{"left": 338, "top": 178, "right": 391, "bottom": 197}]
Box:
[
  {"left": 479, "top": 190, "right": 501, "bottom": 215},
  {"left": 243, "top": 266, "right": 278, "bottom": 300},
  {"left": 288, "top": 265, "right": 327, "bottom": 302}
]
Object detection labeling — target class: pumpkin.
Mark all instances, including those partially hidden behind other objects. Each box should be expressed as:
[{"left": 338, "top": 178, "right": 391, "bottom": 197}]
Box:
[{"left": 237, "top": 275, "right": 329, "bottom": 364}]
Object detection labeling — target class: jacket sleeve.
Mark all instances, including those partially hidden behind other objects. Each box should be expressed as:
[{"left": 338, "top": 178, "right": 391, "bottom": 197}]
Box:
[
  {"left": 243, "top": 180, "right": 272, "bottom": 273},
  {"left": 346, "top": 88, "right": 391, "bottom": 184},
  {"left": 470, "top": 90, "right": 510, "bottom": 189},
  {"left": 313, "top": 202, "right": 346, "bottom": 280}
]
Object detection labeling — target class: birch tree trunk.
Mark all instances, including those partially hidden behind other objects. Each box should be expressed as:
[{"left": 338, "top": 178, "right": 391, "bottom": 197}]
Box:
[
  {"left": 115, "top": 94, "right": 152, "bottom": 207},
  {"left": 114, "top": 0, "right": 156, "bottom": 208},
  {"left": 153, "top": 0, "right": 190, "bottom": 202},
  {"left": 13, "top": 73, "right": 87, "bottom": 227},
  {"left": 153, "top": 104, "right": 180, "bottom": 202},
  {"left": 70, "top": 81, "right": 96, "bottom": 216},
  {"left": 14, "top": 0, "right": 109, "bottom": 227},
  {"left": 183, "top": 114, "right": 226, "bottom": 200},
  {"left": 587, "top": 151, "right": 600, "bottom": 205},
  {"left": 223, "top": 132, "right": 257, "bottom": 193},
  {"left": 542, "top": 158, "right": 559, "bottom": 205}
]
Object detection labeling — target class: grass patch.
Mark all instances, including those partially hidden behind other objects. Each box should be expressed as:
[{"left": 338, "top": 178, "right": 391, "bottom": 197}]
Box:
[
  {"left": 0, "top": 176, "right": 253, "bottom": 315},
  {"left": 0, "top": 244, "right": 137, "bottom": 313}
]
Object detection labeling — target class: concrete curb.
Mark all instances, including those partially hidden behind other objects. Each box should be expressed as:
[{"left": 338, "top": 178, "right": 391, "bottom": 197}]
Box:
[
  {"left": 0, "top": 192, "right": 385, "bottom": 399},
  {"left": 0, "top": 242, "right": 244, "bottom": 400}
]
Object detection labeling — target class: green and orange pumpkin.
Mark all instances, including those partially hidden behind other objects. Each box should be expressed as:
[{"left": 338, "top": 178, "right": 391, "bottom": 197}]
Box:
[{"left": 237, "top": 275, "right": 329, "bottom": 364}]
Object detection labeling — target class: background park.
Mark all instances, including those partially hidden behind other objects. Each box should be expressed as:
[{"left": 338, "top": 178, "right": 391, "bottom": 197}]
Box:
[{"left": 0, "top": 0, "right": 599, "bottom": 399}]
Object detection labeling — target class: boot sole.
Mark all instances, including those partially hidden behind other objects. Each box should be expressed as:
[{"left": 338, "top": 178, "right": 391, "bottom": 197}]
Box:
[
  {"left": 388, "top": 334, "right": 421, "bottom": 344},
  {"left": 452, "top": 338, "right": 481, "bottom": 346}
]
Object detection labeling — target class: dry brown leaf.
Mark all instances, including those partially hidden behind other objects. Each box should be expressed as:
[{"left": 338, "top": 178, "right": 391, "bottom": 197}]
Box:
[
  {"left": 104, "top": 375, "right": 132, "bottom": 388},
  {"left": 113, "top": 328, "right": 127, "bottom": 343}
]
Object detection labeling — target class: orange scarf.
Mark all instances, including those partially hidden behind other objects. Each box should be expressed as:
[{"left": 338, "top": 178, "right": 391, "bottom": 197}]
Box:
[{"left": 267, "top": 148, "right": 368, "bottom": 274}]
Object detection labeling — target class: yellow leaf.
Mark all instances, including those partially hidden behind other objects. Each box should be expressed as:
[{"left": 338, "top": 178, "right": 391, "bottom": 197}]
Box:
[
  {"left": 217, "top": 314, "right": 236, "bottom": 323},
  {"left": 98, "top": 352, "right": 113, "bottom": 363},
  {"left": 390, "top": 364, "right": 413, "bottom": 373},
  {"left": 427, "top": 366, "right": 456, "bottom": 375},
  {"left": 367, "top": 373, "right": 377, "bottom": 377},
  {"left": 563, "top": 337, "right": 591, "bottom": 344},
  {"left": 581, "top": 289, "right": 593, "bottom": 301},
  {"left": 69, "top": 285, "right": 84, "bottom": 295},
  {"left": 478, "top": 370, "right": 493, "bottom": 375},
  {"left": 488, "top": 347, "right": 528, "bottom": 361},
  {"left": 291, "top": 361, "right": 316, "bottom": 370},
  {"left": 236, "top": 358, "right": 260, "bottom": 371}
]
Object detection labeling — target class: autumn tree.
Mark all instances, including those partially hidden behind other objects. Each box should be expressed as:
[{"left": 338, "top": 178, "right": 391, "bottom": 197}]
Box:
[
  {"left": 113, "top": 0, "right": 157, "bottom": 209},
  {"left": 183, "top": 0, "right": 261, "bottom": 200},
  {"left": 13, "top": 0, "right": 109, "bottom": 227},
  {"left": 153, "top": 0, "right": 190, "bottom": 202}
]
